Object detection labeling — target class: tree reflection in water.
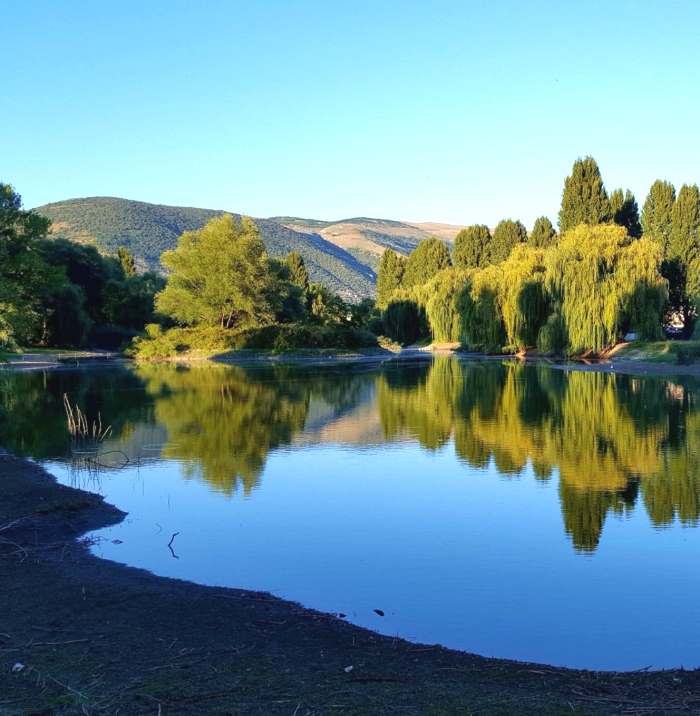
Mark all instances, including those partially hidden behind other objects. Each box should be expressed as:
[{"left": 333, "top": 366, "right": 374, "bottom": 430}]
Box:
[{"left": 1, "top": 358, "right": 699, "bottom": 550}]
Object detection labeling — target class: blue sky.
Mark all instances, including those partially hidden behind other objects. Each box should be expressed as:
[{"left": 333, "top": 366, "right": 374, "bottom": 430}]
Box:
[{"left": 4, "top": 0, "right": 700, "bottom": 226}]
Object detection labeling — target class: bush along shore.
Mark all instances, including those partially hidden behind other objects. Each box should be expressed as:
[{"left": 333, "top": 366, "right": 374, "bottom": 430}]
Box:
[{"left": 1, "top": 453, "right": 700, "bottom": 715}]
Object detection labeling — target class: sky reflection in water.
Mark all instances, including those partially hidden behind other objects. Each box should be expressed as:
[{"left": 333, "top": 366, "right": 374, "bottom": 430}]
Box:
[{"left": 1, "top": 358, "right": 699, "bottom": 670}]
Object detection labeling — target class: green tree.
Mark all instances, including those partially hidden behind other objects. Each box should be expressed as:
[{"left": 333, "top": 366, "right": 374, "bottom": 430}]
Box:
[
  {"left": 641, "top": 180, "right": 676, "bottom": 254},
  {"left": 668, "top": 184, "right": 700, "bottom": 265},
  {"left": 490, "top": 219, "right": 527, "bottom": 263},
  {"left": 117, "top": 246, "right": 137, "bottom": 277},
  {"left": 610, "top": 189, "right": 641, "bottom": 238},
  {"left": 403, "top": 238, "right": 452, "bottom": 288},
  {"left": 156, "top": 214, "right": 276, "bottom": 330},
  {"left": 546, "top": 224, "right": 666, "bottom": 354},
  {"left": 528, "top": 217, "right": 556, "bottom": 248},
  {"left": 285, "top": 251, "right": 310, "bottom": 292},
  {"left": 0, "top": 184, "right": 64, "bottom": 346},
  {"left": 376, "top": 249, "right": 406, "bottom": 307},
  {"left": 452, "top": 225, "right": 491, "bottom": 268},
  {"left": 558, "top": 157, "right": 611, "bottom": 233}
]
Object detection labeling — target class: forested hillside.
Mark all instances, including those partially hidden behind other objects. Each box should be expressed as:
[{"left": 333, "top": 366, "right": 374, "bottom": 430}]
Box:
[{"left": 36, "top": 198, "right": 376, "bottom": 300}]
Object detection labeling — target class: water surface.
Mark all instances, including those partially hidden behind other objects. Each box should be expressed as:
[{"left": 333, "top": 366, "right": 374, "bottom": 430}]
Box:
[{"left": 1, "top": 358, "right": 699, "bottom": 670}]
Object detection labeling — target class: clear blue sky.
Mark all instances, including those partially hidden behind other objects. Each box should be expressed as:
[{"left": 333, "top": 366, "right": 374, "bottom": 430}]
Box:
[{"left": 4, "top": 0, "right": 700, "bottom": 227}]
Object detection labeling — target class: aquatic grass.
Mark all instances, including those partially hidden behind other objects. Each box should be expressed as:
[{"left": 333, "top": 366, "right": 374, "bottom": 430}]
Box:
[{"left": 63, "top": 394, "right": 112, "bottom": 444}]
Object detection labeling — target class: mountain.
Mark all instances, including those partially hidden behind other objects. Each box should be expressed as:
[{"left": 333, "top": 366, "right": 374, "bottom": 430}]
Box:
[
  {"left": 36, "top": 198, "right": 376, "bottom": 300},
  {"left": 271, "top": 216, "right": 463, "bottom": 270},
  {"left": 35, "top": 197, "right": 465, "bottom": 300}
]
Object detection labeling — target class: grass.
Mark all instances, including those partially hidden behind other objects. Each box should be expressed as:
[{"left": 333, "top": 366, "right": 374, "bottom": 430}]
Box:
[{"left": 614, "top": 339, "right": 700, "bottom": 365}]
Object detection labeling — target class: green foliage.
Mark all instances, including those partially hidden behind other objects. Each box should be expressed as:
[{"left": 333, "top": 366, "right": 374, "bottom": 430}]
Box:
[
  {"left": 36, "top": 197, "right": 376, "bottom": 300},
  {"left": 130, "top": 322, "right": 377, "bottom": 359},
  {"left": 610, "top": 189, "right": 642, "bottom": 238},
  {"left": 558, "top": 157, "right": 611, "bottom": 233},
  {"left": 668, "top": 183, "right": 700, "bottom": 265},
  {"left": 528, "top": 217, "right": 556, "bottom": 248},
  {"left": 285, "top": 251, "right": 310, "bottom": 292},
  {"left": 402, "top": 238, "right": 452, "bottom": 288},
  {"left": 376, "top": 249, "right": 406, "bottom": 307},
  {"left": 536, "top": 312, "right": 567, "bottom": 354},
  {"left": 459, "top": 265, "right": 506, "bottom": 352},
  {"left": 118, "top": 246, "right": 136, "bottom": 277},
  {"left": 641, "top": 180, "right": 675, "bottom": 255},
  {"left": 499, "top": 245, "right": 549, "bottom": 350},
  {"left": 452, "top": 225, "right": 491, "bottom": 268},
  {"left": 383, "top": 299, "right": 424, "bottom": 345},
  {"left": 490, "top": 219, "right": 527, "bottom": 264},
  {"left": 546, "top": 225, "right": 666, "bottom": 354},
  {"left": 421, "top": 269, "right": 471, "bottom": 343},
  {"left": 157, "top": 214, "right": 277, "bottom": 330}
]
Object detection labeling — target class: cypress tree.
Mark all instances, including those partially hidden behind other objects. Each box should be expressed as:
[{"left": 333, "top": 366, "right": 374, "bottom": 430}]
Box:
[
  {"left": 403, "top": 238, "right": 452, "bottom": 288},
  {"left": 668, "top": 184, "right": 700, "bottom": 265},
  {"left": 641, "top": 180, "right": 676, "bottom": 256},
  {"left": 376, "top": 248, "right": 406, "bottom": 307},
  {"left": 490, "top": 219, "right": 527, "bottom": 264},
  {"left": 452, "top": 225, "right": 491, "bottom": 268},
  {"left": 285, "top": 251, "right": 310, "bottom": 292},
  {"left": 558, "top": 157, "right": 611, "bottom": 233},
  {"left": 117, "top": 246, "right": 136, "bottom": 277},
  {"left": 528, "top": 217, "right": 556, "bottom": 248},
  {"left": 610, "top": 189, "right": 642, "bottom": 238}
]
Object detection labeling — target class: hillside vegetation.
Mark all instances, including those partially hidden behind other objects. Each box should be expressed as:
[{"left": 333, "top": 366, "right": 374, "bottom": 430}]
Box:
[{"left": 36, "top": 198, "right": 376, "bottom": 300}]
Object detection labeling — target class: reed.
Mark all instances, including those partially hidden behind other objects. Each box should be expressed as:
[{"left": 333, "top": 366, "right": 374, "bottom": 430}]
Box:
[{"left": 63, "top": 394, "right": 113, "bottom": 443}]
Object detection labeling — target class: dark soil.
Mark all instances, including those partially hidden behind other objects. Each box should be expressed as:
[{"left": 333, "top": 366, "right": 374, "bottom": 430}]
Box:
[{"left": 1, "top": 454, "right": 699, "bottom": 715}]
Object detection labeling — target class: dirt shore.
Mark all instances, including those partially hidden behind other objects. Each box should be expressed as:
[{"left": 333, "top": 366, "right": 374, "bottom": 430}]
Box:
[{"left": 1, "top": 455, "right": 699, "bottom": 714}]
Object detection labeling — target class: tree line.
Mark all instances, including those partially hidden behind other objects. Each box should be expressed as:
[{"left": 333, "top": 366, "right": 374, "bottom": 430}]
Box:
[
  {"left": 0, "top": 184, "right": 164, "bottom": 351},
  {"left": 377, "top": 157, "right": 700, "bottom": 353}
]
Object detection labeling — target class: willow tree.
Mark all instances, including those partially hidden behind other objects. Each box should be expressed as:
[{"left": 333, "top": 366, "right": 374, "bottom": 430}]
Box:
[
  {"left": 498, "top": 245, "right": 549, "bottom": 350},
  {"left": 490, "top": 219, "right": 527, "bottom": 264},
  {"left": 610, "top": 189, "right": 642, "bottom": 238},
  {"left": 376, "top": 248, "right": 406, "bottom": 308},
  {"left": 528, "top": 217, "right": 556, "bottom": 248},
  {"left": 452, "top": 225, "right": 491, "bottom": 268},
  {"left": 421, "top": 268, "right": 471, "bottom": 343},
  {"left": 558, "top": 157, "right": 610, "bottom": 233},
  {"left": 156, "top": 214, "right": 276, "bottom": 330},
  {"left": 546, "top": 224, "right": 666, "bottom": 354},
  {"left": 460, "top": 264, "right": 506, "bottom": 352},
  {"left": 402, "top": 238, "right": 452, "bottom": 288},
  {"left": 641, "top": 180, "right": 676, "bottom": 254}
]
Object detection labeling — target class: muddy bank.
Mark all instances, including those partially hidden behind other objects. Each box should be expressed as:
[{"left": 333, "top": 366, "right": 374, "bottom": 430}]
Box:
[{"left": 1, "top": 455, "right": 699, "bottom": 714}]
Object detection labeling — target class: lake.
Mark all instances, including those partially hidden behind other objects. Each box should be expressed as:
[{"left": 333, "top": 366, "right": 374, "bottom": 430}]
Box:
[{"left": 1, "top": 357, "right": 699, "bottom": 670}]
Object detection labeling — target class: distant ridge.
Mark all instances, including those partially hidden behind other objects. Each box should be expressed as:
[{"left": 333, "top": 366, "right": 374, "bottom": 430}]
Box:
[
  {"left": 36, "top": 197, "right": 376, "bottom": 300},
  {"left": 36, "top": 197, "right": 464, "bottom": 300}
]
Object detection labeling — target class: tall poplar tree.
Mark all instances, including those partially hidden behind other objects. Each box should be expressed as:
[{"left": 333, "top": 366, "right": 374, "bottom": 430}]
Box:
[
  {"left": 376, "top": 248, "right": 406, "bottom": 307},
  {"left": 452, "top": 225, "right": 491, "bottom": 268},
  {"left": 668, "top": 184, "right": 700, "bottom": 265},
  {"left": 285, "top": 251, "right": 310, "bottom": 292},
  {"left": 528, "top": 217, "right": 556, "bottom": 248},
  {"left": 402, "top": 238, "right": 452, "bottom": 288},
  {"left": 558, "top": 157, "right": 611, "bottom": 233},
  {"left": 610, "top": 189, "right": 642, "bottom": 238},
  {"left": 641, "top": 180, "right": 676, "bottom": 255},
  {"left": 490, "top": 219, "right": 527, "bottom": 263}
]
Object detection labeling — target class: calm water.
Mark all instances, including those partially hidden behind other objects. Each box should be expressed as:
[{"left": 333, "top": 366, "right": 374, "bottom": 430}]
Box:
[{"left": 2, "top": 358, "right": 699, "bottom": 670}]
